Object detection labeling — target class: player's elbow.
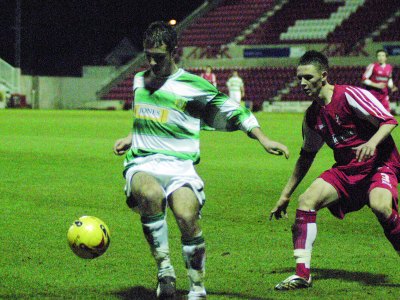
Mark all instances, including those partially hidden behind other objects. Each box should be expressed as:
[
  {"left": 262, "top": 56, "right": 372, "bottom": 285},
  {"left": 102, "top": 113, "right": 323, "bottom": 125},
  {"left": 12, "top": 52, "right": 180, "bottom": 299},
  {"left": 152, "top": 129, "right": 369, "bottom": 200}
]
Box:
[{"left": 363, "top": 79, "right": 372, "bottom": 86}]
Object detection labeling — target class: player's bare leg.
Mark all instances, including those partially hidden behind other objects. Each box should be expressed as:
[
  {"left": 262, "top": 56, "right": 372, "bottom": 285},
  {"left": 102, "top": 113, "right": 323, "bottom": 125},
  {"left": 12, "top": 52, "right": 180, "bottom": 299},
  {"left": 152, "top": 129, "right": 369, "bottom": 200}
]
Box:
[
  {"left": 170, "top": 186, "right": 206, "bottom": 300},
  {"left": 275, "top": 179, "right": 338, "bottom": 291},
  {"left": 370, "top": 187, "right": 400, "bottom": 254},
  {"left": 131, "top": 172, "right": 176, "bottom": 299}
]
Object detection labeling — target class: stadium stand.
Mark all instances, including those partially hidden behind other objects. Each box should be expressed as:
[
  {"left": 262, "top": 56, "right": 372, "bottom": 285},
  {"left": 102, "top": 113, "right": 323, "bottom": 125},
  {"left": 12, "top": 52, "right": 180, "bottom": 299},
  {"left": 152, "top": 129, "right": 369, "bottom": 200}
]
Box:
[
  {"left": 98, "top": 0, "right": 400, "bottom": 113},
  {"left": 327, "top": 0, "right": 400, "bottom": 55},
  {"left": 188, "top": 66, "right": 296, "bottom": 110},
  {"left": 372, "top": 11, "right": 400, "bottom": 42},
  {"left": 280, "top": 0, "right": 358, "bottom": 42},
  {"left": 102, "top": 66, "right": 296, "bottom": 111},
  {"left": 240, "top": 0, "right": 343, "bottom": 45},
  {"left": 179, "top": 0, "right": 275, "bottom": 47}
]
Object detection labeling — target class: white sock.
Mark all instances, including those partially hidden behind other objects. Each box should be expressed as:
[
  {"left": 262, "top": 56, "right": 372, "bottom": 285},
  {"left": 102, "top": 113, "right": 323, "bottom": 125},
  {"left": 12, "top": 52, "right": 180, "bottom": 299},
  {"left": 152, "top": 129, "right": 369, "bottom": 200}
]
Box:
[
  {"left": 141, "top": 213, "right": 175, "bottom": 278},
  {"left": 182, "top": 232, "right": 206, "bottom": 293}
]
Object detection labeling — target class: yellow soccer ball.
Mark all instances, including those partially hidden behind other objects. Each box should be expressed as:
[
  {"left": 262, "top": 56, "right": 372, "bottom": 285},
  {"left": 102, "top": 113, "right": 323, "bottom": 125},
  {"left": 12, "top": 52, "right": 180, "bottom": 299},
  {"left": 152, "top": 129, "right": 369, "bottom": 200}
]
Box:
[{"left": 67, "top": 216, "right": 110, "bottom": 259}]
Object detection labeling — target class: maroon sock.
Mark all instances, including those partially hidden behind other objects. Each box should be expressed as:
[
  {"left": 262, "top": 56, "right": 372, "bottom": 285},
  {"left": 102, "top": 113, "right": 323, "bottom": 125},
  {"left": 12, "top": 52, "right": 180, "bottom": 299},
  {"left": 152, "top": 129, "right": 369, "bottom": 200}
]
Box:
[
  {"left": 380, "top": 209, "right": 400, "bottom": 251},
  {"left": 292, "top": 209, "right": 317, "bottom": 280}
]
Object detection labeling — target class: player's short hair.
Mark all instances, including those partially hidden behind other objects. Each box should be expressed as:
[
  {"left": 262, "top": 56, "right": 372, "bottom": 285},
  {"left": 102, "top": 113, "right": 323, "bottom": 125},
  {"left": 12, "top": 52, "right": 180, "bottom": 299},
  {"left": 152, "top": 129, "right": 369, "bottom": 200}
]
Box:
[
  {"left": 298, "top": 50, "right": 329, "bottom": 72},
  {"left": 376, "top": 49, "right": 388, "bottom": 56},
  {"left": 143, "top": 21, "right": 177, "bottom": 53}
]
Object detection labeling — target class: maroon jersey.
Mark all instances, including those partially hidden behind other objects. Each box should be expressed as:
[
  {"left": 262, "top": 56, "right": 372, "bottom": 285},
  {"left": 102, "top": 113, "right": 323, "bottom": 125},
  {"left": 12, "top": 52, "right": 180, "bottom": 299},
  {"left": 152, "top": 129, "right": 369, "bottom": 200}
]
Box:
[
  {"left": 362, "top": 62, "right": 393, "bottom": 100},
  {"left": 201, "top": 72, "right": 217, "bottom": 87},
  {"left": 303, "top": 85, "right": 399, "bottom": 170}
]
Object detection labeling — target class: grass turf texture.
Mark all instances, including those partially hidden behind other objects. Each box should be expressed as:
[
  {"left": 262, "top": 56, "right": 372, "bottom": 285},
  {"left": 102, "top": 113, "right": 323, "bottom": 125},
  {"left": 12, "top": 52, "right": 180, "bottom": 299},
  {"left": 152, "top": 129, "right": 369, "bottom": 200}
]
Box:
[{"left": 1, "top": 109, "right": 400, "bottom": 299}]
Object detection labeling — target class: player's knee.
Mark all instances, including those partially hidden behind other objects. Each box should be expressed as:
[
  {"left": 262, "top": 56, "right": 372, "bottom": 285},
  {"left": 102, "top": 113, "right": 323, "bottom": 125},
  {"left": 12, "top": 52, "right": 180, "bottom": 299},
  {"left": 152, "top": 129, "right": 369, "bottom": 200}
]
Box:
[
  {"left": 174, "top": 207, "right": 198, "bottom": 233},
  {"left": 126, "top": 195, "right": 138, "bottom": 210},
  {"left": 370, "top": 194, "right": 392, "bottom": 219},
  {"left": 132, "top": 188, "right": 165, "bottom": 213},
  {"left": 298, "top": 192, "right": 318, "bottom": 210},
  {"left": 174, "top": 209, "right": 197, "bottom": 226},
  {"left": 135, "top": 187, "right": 164, "bottom": 203}
]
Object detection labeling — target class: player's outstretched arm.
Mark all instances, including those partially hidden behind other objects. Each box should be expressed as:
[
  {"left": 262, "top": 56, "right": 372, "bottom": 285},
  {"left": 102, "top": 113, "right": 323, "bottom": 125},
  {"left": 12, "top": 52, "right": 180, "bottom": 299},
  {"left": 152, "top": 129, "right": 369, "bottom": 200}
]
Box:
[
  {"left": 249, "top": 127, "right": 289, "bottom": 158},
  {"left": 363, "top": 79, "right": 386, "bottom": 90},
  {"left": 270, "top": 150, "right": 315, "bottom": 220},
  {"left": 113, "top": 133, "right": 132, "bottom": 155}
]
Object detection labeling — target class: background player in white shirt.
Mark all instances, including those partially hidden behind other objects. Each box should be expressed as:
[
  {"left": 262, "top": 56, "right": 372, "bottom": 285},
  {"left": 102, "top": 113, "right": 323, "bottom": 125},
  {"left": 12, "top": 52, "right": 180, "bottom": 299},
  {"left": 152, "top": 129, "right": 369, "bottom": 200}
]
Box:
[{"left": 226, "top": 70, "right": 245, "bottom": 105}]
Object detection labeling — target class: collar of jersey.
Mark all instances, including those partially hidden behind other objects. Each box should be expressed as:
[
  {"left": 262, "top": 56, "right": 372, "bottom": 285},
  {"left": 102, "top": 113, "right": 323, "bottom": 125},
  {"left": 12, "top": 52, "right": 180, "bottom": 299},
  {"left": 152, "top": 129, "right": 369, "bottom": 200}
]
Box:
[{"left": 165, "top": 68, "right": 184, "bottom": 80}]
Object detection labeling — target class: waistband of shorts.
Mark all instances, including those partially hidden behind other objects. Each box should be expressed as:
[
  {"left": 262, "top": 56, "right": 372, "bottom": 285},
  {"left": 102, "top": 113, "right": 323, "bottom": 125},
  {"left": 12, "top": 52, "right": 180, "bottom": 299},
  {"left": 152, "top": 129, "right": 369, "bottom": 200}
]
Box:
[{"left": 123, "top": 153, "right": 188, "bottom": 177}]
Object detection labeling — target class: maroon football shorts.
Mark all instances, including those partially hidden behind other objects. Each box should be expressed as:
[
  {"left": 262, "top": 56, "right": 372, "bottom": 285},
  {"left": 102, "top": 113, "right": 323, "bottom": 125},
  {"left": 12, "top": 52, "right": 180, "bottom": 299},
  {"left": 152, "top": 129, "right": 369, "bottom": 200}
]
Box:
[{"left": 320, "top": 165, "right": 398, "bottom": 219}]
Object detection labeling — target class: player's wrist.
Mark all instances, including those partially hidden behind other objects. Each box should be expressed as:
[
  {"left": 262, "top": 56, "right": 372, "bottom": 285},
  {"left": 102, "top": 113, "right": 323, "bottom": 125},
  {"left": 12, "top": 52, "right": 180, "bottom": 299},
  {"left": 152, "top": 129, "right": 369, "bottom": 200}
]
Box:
[{"left": 280, "top": 192, "right": 291, "bottom": 200}]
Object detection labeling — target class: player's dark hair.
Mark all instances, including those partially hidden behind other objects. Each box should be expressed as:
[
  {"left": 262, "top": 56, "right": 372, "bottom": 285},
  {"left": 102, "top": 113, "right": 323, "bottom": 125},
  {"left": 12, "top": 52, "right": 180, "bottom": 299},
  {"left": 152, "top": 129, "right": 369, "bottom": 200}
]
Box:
[
  {"left": 143, "top": 21, "right": 177, "bottom": 53},
  {"left": 299, "top": 50, "right": 329, "bottom": 72},
  {"left": 376, "top": 49, "right": 388, "bottom": 56}
]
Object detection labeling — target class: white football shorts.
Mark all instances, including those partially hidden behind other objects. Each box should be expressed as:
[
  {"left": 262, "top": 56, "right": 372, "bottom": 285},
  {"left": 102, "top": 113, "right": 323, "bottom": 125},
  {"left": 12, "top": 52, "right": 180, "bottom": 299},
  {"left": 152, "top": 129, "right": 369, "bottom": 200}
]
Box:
[
  {"left": 124, "top": 154, "right": 205, "bottom": 207},
  {"left": 229, "top": 91, "right": 242, "bottom": 104}
]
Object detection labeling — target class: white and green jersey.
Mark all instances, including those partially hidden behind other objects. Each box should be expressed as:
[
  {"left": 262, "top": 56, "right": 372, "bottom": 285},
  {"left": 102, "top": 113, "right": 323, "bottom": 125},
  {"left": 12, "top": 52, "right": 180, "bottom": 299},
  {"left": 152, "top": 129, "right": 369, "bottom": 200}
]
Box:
[
  {"left": 124, "top": 68, "right": 259, "bottom": 169},
  {"left": 226, "top": 76, "right": 244, "bottom": 92}
]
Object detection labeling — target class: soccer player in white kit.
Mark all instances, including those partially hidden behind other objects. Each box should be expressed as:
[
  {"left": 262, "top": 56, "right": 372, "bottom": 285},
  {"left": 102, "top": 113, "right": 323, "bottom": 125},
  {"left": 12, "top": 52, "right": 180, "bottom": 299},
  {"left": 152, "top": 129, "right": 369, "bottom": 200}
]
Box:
[
  {"left": 113, "top": 21, "right": 289, "bottom": 299},
  {"left": 226, "top": 70, "right": 245, "bottom": 105}
]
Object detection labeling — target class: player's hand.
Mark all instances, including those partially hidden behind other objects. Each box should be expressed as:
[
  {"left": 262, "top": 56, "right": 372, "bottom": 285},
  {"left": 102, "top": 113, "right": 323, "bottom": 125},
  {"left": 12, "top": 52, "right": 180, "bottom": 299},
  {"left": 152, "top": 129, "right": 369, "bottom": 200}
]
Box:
[
  {"left": 352, "top": 142, "right": 376, "bottom": 162},
  {"left": 376, "top": 82, "right": 386, "bottom": 89},
  {"left": 391, "top": 86, "right": 398, "bottom": 93},
  {"left": 263, "top": 140, "right": 290, "bottom": 159},
  {"left": 249, "top": 128, "right": 289, "bottom": 158},
  {"left": 270, "top": 196, "right": 290, "bottom": 220},
  {"left": 113, "top": 137, "right": 132, "bottom": 155}
]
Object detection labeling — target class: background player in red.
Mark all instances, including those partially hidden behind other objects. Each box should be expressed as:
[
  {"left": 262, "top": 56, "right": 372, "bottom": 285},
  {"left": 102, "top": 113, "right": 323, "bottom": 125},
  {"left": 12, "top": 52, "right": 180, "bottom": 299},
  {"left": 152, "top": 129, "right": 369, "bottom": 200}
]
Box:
[
  {"left": 200, "top": 65, "right": 217, "bottom": 87},
  {"left": 271, "top": 50, "right": 400, "bottom": 290},
  {"left": 362, "top": 49, "right": 398, "bottom": 111}
]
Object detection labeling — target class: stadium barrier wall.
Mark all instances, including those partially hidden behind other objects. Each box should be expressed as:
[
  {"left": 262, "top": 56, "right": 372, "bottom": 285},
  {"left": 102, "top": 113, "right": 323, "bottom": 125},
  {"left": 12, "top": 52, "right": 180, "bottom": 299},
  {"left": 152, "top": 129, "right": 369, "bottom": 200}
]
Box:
[
  {"left": 181, "top": 41, "right": 400, "bottom": 68},
  {"left": 19, "top": 66, "right": 116, "bottom": 109},
  {"left": 263, "top": 101, "right": 312, "bottom": 113}
]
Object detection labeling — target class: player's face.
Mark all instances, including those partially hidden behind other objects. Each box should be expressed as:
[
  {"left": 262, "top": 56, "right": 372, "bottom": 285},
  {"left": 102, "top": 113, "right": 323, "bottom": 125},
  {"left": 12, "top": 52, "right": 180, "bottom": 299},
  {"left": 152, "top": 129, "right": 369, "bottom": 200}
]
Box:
[
  {"left": 377, "top": 51, "right": 387, "bottom": 64},
  {"left": 144, "top": 43, "right": 174, "bottom": 77},
  {"left": 297, "top": 64, "right": 326, "bottom": 97}
]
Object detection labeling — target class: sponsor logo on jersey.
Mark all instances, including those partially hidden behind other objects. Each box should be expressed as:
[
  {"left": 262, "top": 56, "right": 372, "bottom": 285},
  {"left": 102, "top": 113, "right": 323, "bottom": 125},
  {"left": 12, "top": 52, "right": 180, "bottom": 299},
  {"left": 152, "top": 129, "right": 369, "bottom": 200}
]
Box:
[
  {"left": 328, "top": 130, "right": 355, "bottom": 146},
  {"left": 134, "top": 104, "right": 169, "bottom": 122},
  {"left": 175, "top": 98, "right": 187, "bottom": 111}
]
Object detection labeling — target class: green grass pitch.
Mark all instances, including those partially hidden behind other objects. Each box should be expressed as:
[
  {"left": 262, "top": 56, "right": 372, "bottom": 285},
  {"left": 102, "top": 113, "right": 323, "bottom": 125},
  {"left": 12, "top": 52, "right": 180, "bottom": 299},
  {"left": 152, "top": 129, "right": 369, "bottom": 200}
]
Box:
[{"left": 1, "top": 109, "right": 400, "bottom": 299}]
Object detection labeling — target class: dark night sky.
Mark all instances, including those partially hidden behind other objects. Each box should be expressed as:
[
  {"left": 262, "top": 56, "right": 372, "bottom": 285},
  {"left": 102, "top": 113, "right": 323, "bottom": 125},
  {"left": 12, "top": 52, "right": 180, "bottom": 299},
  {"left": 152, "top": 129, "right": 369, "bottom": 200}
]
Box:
[{"left": 1, "top": 0, "right": 205, "bottom": 76}]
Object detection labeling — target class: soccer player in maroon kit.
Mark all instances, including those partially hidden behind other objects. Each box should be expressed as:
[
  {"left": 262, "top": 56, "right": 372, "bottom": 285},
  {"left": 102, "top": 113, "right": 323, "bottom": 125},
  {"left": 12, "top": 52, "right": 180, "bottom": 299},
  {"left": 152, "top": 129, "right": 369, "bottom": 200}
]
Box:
[
  {"left": 362, "top": 49, "right": 398, "bottom": 111},
  {"left": 200, "top": 65, "right": 217, "bottom": 87},
  {"left": 271, "top": 50, "right": 400, "bottom": 290}
]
